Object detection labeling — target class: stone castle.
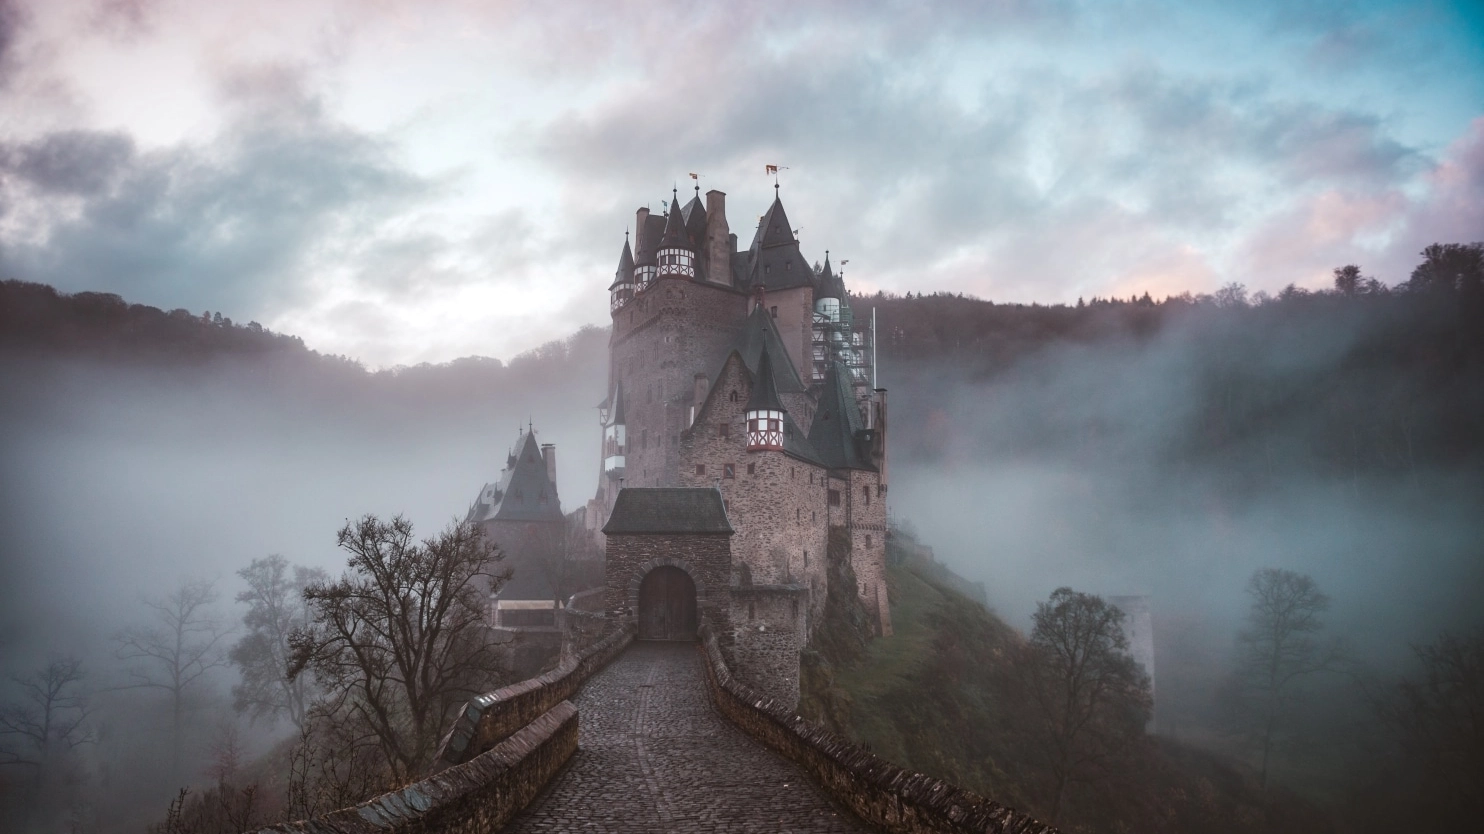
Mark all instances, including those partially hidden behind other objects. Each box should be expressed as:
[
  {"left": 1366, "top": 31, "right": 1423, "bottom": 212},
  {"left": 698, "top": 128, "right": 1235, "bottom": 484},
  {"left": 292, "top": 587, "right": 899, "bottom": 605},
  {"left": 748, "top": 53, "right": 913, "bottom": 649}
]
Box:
[{"left": 469, "top": 182, "right": 893, "bottom": 704}]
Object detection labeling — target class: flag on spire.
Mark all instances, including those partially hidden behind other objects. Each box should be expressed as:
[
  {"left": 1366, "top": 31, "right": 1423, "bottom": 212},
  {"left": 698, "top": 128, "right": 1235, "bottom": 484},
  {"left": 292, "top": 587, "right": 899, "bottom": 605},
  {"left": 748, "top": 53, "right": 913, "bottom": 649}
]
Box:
[{"left": 765, "top": 164, "right": 778, "bottom": 174}]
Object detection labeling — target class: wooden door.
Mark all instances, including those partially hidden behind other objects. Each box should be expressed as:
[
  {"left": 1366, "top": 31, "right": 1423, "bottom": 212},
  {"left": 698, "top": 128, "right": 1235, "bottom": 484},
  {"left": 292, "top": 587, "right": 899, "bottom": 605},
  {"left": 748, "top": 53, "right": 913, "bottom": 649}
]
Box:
[{"left": 637, "top": 566, "right": 697, "bottom": 640}]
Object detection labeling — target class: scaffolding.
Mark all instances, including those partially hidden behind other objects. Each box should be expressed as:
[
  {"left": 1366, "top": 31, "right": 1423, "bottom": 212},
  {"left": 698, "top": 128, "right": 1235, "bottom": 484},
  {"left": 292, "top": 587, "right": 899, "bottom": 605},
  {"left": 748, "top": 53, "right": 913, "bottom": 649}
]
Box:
[{"left": 811, "top": 305, "right": 874, "bottom": 387}]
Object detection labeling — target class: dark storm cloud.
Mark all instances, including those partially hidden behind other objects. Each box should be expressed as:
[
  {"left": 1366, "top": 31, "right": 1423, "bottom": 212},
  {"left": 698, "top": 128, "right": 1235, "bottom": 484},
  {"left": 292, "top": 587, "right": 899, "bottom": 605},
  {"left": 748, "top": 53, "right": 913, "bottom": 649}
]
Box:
[
  {"left": 0, "top": 64, "right": 435, "bottom": 317},
  {"left": 1, "top": 129, "right": 135, "bottom": 195}
]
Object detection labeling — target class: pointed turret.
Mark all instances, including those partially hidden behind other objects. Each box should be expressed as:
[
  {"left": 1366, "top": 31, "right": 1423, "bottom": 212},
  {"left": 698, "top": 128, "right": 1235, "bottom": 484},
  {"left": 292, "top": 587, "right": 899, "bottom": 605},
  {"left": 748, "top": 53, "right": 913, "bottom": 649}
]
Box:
[
  {"left": 682, "top": 189, "right": 707, "bottom": 241},
  {"left": 815, "top": 251, "right": 845, "bottom": 301},
  {"left": 609, "top": 234, "right": 636, "bottom": 311},
  {"left": 656, "top": 188, "right": 698, "bottom": 279},
  {"left": 745, "top": 347, "right": 786, "bottom": 450},
  {"left": 466, "top": 428, "right": 564, "bottom": 525}
]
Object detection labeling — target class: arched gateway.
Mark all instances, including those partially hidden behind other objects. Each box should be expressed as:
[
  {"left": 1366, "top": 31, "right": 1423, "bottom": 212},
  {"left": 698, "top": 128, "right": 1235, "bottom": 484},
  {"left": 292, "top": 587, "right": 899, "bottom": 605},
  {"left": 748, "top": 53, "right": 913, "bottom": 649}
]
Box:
[
  {"left": 603, "top": 488, "right": 734, "bottom": 640},
  {"left": 637, "top": 565, "right": 697, "bottom": 640}
]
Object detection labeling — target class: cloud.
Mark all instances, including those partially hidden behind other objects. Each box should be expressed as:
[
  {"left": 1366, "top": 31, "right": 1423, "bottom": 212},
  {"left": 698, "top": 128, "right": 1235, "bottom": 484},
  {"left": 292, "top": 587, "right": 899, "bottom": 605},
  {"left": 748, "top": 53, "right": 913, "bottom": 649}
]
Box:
[{"left": 0, "top": 63, "right": 435, "bottom": 318}]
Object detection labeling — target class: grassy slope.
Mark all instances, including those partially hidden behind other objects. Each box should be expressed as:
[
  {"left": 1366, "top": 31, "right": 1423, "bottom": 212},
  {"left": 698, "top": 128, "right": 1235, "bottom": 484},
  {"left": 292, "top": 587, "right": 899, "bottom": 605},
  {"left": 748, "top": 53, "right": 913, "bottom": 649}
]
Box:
[{"left": 807, "top": 551, "right": 1333, "bottom": 834}]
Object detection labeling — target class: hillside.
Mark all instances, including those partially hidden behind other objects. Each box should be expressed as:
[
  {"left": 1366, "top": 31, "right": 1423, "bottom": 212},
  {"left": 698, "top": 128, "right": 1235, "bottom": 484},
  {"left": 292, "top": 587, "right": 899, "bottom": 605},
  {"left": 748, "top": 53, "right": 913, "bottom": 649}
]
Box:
[{"left": 800, "top": 530, "right": 1334, "bottom": 834}]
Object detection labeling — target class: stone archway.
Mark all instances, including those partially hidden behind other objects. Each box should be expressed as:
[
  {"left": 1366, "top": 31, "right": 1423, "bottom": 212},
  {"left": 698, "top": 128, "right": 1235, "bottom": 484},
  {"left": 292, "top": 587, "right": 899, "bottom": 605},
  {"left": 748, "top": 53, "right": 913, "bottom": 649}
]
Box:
[{"left": 636, "top": 565, "right": 698, "bottom": 641}]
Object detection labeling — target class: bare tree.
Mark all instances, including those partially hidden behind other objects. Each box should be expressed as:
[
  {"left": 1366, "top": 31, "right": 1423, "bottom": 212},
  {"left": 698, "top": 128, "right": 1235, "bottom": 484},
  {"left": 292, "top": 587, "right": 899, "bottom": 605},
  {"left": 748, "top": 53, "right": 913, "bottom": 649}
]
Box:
[
  {"left": 289, "top": 515, "right": 507, "bottom": 783},
  {"left": 1019, "top": 587, "right": 1151, "bottom": 825},
  {"left": 230, "top": 555, "right": 325, "bottom": 730},
  {"left": 0, "top": 655, "right": 94, "bottom": 829},
  {"left": 116, "top": 578, "right": 232, "bottom": 779},
  {"left": 1231, "top": 567, "right": 1340, "bottom": 792}
]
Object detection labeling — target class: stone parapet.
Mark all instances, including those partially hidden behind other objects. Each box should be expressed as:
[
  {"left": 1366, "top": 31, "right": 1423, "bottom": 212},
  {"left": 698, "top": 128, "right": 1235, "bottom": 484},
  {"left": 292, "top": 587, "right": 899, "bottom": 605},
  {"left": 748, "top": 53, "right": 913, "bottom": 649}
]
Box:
[
  {"left": 431, "top": 624, "right": 634, "bottom": 772},
  {"left": 696, "top": 625, "right": 1057, "bottom": 834},
  {"left": 254, "top": 701, "right": 578, "bottom": 834}
]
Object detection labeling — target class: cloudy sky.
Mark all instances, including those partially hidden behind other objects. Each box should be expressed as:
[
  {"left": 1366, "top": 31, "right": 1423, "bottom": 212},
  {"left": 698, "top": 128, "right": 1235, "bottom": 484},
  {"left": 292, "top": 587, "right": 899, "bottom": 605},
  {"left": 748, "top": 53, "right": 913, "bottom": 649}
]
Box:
[{"left": 1, "top": 0, "right": 1480, "bottom": 367}]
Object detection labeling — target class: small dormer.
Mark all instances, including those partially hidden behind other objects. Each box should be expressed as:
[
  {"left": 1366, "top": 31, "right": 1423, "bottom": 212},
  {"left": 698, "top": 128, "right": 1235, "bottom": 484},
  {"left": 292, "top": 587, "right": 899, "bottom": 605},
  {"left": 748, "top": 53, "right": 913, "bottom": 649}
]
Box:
[{"left": 744, "top": 348, "right": 786, "bottom": 451}]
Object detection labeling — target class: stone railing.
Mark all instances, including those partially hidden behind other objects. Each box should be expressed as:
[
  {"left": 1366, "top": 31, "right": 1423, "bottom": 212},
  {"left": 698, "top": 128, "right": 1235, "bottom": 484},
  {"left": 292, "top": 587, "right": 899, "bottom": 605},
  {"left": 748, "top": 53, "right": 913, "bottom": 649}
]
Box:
[
  {"left": 432, "top": 623, "right": 634, "bottom": 772},
  {"left": 253, "top": 700, "right": 577, "bottom": 834},
  {"left": 697, "top": 625, "right": 1057, "bottom": 834}
]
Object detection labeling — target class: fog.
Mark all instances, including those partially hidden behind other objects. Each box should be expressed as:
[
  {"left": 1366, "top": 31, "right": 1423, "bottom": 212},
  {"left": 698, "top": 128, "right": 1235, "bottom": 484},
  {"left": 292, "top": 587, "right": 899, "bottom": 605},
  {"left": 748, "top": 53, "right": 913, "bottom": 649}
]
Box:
[{"left": 2, "top": 297, "right": 1481, "bottom": 828}]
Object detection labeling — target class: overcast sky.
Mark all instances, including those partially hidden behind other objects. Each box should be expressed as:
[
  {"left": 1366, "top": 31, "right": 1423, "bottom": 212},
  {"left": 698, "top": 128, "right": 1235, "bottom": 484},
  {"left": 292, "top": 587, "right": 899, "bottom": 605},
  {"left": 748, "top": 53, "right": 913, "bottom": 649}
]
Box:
[{"left": 1, "top": 0, "right": 1480, "bottom": 367}]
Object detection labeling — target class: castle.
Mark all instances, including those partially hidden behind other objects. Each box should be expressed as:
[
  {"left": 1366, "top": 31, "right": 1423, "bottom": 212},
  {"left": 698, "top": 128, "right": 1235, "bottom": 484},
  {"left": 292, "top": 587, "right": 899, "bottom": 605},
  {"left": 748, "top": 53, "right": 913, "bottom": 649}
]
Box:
[{"left": 469, "top": 182, "right": 893, "bottom": 704}]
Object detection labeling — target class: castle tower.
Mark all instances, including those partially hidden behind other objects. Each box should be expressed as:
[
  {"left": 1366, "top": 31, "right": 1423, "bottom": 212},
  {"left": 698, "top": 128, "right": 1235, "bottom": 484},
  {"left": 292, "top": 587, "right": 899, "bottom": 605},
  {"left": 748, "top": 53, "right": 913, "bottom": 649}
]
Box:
[{"left": 656, "top": 190, "right": 698, "bottom": 280}]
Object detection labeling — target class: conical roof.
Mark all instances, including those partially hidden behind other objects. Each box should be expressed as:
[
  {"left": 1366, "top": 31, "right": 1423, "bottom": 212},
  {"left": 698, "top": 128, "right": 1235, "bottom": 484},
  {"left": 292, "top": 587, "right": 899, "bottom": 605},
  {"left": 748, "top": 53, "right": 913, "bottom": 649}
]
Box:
[
  {"left": 634, "top": 213, "right": 665, "bottom": 266},
  {"left": 608, "top": 237, "right": 635, "bottom": 290},
  {"left": 744, "top": 346, "right": 787, "bottom": 413},
  {"left": 807, "top": 361, "right": 875, "bottom": 471},
  {"left": 659, "top": 190, "right": 695, "bottom": 250},
  {"left": 752, "top": 193, "right": 796, "bottom": 250},
  {"left": 745, "top": 192, "right": 810, "bottom": 290},
  {"left": 815, "top": 252, "right": 846, "bottom": 300}
]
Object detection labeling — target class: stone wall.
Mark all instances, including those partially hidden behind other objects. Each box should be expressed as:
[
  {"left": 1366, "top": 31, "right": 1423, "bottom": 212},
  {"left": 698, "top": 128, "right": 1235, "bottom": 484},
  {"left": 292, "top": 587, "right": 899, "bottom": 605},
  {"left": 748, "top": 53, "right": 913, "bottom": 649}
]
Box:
[
  {"left": 603, "top": 533, "right": 733, "bottom": 635},
  {"left": 257, "top": 701, "right": 578, "bottom": 834},
  {"left": 679, "top": 352, "right": 829, "bottom": 624},
  {"left": 609, "top": 276, "right": 747, "bottom": 489},
  {"left": 845, "top": 469, "right": 890, "bottom": 636},
  {"left": 727, "top": 584, "right": 808, "bottom": 708},
  {"left": 697, "top": 625, "right": 1057, "bottom": 834},
  {"left": 432, "top": 625, "right": 633, "bottom": 771}
]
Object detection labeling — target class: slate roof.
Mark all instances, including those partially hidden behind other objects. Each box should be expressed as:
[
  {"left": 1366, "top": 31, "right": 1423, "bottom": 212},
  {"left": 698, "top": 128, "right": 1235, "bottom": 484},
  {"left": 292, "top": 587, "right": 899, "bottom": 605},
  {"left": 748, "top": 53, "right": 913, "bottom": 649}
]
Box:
[
  {"left": 808, "top": 360, "right": 876, "bottom": 471},
  {"left": 659, "top": 193, "right": 694, "bottom": 250},
  {"left": 608, "top": 237, "right": 635, "bottom": 290},
  {"left": 815, "top": 253, "right": 846, "bottom": 301},
  {"left": 681, "top": 191, "right": 707, "bottom": 241},
  {"left": 744, "top": 346, "right": 786, "bottom": 412},
  {"left": 602, "top": 488, "right": 734, "bottom": 535},
  {"left": 745, "top": 193, "right": 811, "bottom": 291},
  {"left": 465, "top": 430, "right": 565, "bottom": 525},
  {"left": 728, "top": 305, "right": 807, "bottom": 394}
]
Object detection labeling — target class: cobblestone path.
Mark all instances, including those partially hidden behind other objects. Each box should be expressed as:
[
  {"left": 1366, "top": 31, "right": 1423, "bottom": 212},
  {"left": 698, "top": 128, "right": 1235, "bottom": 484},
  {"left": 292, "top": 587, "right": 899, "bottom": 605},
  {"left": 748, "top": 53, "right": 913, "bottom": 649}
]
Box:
[{"left": 502, "top": 640, "right": 872, "bottom": 833}]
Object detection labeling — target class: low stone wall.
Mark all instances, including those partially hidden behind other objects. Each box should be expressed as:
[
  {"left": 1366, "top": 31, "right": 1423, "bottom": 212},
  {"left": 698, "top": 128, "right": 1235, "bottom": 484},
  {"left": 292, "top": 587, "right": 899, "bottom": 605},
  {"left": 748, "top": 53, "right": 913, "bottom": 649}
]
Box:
[
  {"left": 697, "top": 625, "right": 1057, "bottom": 834},
  {"left": 432, "top": 623, "right": 634, "bottom": 771},
  {"left": 254, "top": 701, "right": 578, "bottom": 834}
]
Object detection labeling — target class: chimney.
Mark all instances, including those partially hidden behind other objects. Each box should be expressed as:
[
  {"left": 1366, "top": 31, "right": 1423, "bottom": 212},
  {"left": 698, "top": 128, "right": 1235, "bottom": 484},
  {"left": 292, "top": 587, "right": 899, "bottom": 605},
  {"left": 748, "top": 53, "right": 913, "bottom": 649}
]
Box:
[
  {"left": 541, "top": 444, "right": 557, "bottom": 492},
  {"left": 705, "top": 190, "right": 730, "bottom": 286},
  {"left": 693, "top": 373, "right": 709, "bottom": 409},
  {"left": 635, "top": 207, "right": 651, "bottom": 253}
]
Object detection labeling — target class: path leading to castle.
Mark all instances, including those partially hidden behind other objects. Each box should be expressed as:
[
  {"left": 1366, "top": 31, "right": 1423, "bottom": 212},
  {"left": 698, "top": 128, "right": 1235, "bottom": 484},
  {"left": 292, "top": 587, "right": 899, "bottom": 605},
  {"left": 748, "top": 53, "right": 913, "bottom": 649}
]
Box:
[{"left": 502, "top": 641, "right": 872, "bottom": 833}]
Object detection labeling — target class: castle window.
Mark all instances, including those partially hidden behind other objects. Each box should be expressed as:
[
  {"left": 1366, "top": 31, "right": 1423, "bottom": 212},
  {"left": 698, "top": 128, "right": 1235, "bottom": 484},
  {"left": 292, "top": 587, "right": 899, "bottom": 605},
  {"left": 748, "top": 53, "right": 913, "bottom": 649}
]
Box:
[
  {"left": 719, "top": 423, "right": 730, "bottom": 439},
  {"left": 749, "top": 602, "right": 755, "bottom": 621},
  {"left": 770, "top": 306, "right": 778, "bottom": 318},
  {"left": 729, "top": 390, "right": 739, "bottom": 403},
  {"left": 812, "top": 510, "right": 816, "bottom": 522},
  {"left": 863, "top": 485, "right": 870, "bottom": 506},
  {"left": 790, "top": 467, "right": 795, "bottom": 479},
  {"left": 696, "top": 464, "right": 706, "bottom": 477},
  {"left": 804, "top": 550, "right": 809, "bottom": 567},
  {"left": 828, "top": 489, "right": 841, "bottom": 506},
  {"left": 723, "top": 463, "right": 735, "bottom": 479},
  {"left": 747, "top": 463, "right": 756, "bottom": 476},
  {"left": 866, "top": 535, "right": 873, "bottom": 548},
  {"left": 796, "top": 508, "right": 800, "bottom": 521},
  {"left": 809, "top": 472, "right": 814, "bottom": 485}
]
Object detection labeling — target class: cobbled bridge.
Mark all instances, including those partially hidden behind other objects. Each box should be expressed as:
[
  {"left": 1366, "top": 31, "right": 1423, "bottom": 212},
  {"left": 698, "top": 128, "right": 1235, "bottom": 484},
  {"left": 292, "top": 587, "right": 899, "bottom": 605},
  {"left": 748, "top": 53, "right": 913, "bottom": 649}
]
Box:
[{"left": 256, "top": 628, "right": 1055, "bottom": 834}]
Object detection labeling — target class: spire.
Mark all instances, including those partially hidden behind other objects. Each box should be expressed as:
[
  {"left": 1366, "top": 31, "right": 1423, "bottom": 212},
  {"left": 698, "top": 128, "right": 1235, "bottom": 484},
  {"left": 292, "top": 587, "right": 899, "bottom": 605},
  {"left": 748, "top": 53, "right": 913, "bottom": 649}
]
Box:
[
  {"left": 752, "top": 193, "right": 796, "bottom": 251},
  {"left": 659, "top": 193, "right": 695, "bottom": 251},
  {"left": 609, "top": 235, "right": 635, "bottom": 290},
  {"left": 815, "top": 250, "right": 846, "bottom": 301},
  {"left": 744, "top": 346, "right": 787, "bottom": 413}
]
